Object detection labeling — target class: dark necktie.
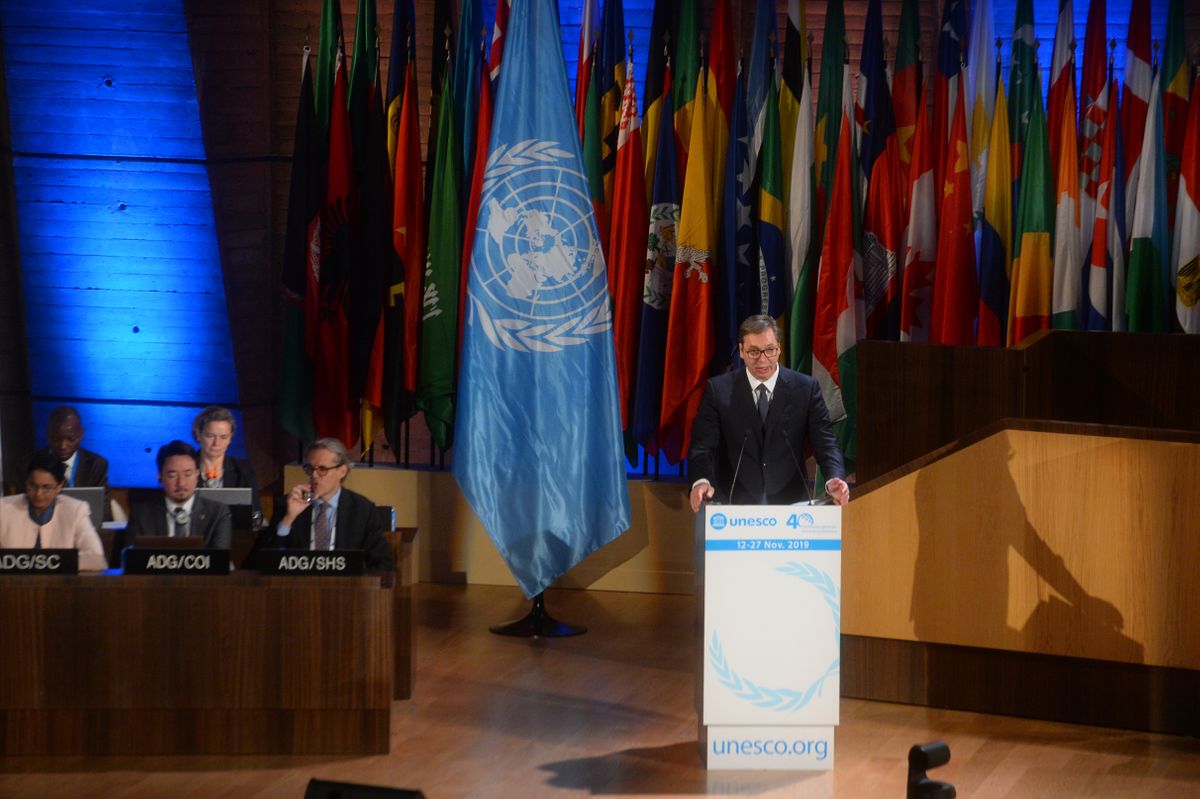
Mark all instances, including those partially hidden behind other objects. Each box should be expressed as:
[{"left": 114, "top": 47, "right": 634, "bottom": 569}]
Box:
[
  {"left": 313, "top": 502, "right": 332, "bottom": 551},
  {"left": 756, "top": 384, "right": 770, "bottom": 425}
]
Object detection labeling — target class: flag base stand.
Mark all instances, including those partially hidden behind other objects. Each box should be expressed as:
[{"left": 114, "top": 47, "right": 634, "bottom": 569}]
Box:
[{"left": 489, "top": 592, "right": 586, "bottom": 638}]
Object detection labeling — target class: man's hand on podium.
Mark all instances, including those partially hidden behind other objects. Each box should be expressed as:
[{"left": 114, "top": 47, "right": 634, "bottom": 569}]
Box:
[
  {"left": 825, "top": 477, "right": 850, "bottom": 506},
  {"left": 690, "top": 480, "right": 715, "bottom": 513}
]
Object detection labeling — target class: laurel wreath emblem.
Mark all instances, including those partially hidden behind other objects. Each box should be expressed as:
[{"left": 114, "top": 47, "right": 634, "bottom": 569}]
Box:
[
  {"left": 474, "top": 295, "right": 611, "bottom": 353},
  {"left": 709, "top": 563, "right": 840, "bottom": 712},
  {"left": 473, "top": 137, "right": 611, "bottom": 352},
  {"left": 776, "top": 562, "right": 840, "bottom": 638},
  {"left": 482, "top": 139, "right": 575, "bottom": 188}
]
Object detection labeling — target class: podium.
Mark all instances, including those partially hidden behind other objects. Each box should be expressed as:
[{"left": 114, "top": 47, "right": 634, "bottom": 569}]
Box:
[{"left": 696, "top": 504, "right": 842, "bottom": 770}]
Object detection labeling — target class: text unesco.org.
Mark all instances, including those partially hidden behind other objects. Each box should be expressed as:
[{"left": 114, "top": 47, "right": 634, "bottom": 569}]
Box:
[{"left": 711, "top": 737, "right": 829, "bottom": 759}]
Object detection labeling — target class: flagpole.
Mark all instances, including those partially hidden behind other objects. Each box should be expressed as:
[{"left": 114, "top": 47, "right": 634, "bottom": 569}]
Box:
[{"left": 489, "top": 592, "right": 586, "bottom": 637}]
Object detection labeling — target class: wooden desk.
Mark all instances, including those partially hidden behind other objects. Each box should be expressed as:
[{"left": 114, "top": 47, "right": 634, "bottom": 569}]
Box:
[
  {"left": 0, "top": 573, "right": 393, "bottom": 755},
  {"left": 388, "top": 528, "right": 418, "bottom": 700}
]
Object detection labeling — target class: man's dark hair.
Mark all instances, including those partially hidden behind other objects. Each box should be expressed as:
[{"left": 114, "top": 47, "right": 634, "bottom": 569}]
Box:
[
  {"left": 156, "top": 440, "right": 201, "bottom": 472},
  {"left": 46, "top": 405, "right": 81, "bottom": 433},
  {"left": 26, "top": 450, "right": 66, "bottom": 484},
  {"left": 738, "top": 314, "right": 781, "bottom": 344}
]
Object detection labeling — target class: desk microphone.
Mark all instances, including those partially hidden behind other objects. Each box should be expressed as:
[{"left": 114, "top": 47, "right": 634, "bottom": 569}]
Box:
[
  {"left": 783, "top": 435, "right": 818, "bottom": 505},
  {"left": 728, "top": 428, "right": 751, "bottom": 504}
]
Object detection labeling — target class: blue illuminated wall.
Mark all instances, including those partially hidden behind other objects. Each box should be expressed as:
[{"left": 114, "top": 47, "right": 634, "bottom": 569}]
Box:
[{"left": 1, "top": 0, "right": 240, "bottom": 486}]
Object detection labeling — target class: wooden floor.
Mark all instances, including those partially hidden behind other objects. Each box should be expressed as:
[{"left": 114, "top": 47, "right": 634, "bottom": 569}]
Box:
[{"left": 1, "top": 583, "right": 1198, "bottom": 798}]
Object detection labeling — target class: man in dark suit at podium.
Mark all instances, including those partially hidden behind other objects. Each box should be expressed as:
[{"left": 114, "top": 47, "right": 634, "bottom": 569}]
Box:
[
  {"left": 688, "top": 315, "right": 850, "bottom": 511},
  {"left": 269, "top": 438, "right": 394, "bottom": 571},
  {"left": 126, "top": 440, "right": 232, "bottom": 548}
]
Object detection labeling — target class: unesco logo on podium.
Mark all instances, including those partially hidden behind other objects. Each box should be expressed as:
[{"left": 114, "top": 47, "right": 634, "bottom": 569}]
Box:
[{"left": 710, "top": 513, "right": 728, "bottom": 531}]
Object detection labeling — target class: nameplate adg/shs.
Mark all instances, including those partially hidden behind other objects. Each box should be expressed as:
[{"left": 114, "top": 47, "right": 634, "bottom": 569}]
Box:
[
  {"left": 0, "top": 549, "right": 79, "bottom": 575},
  {"left": 122, "top": 549, "right": 230, "bottom": 575},
  {"left": 256, "top": 549, "right": 365, "bottom": 576}
]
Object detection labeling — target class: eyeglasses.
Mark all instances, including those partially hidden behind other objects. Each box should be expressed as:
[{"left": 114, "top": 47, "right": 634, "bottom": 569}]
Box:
[
  {"left": 743, "top": 345, "right": 780, "bottom": 360},
  {"left": 302, "top": 463, "right": 342, "bottom": 477}
]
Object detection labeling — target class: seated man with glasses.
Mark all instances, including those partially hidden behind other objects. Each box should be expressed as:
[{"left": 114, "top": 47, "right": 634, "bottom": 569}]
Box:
[
  {"left": 265, "top": 438, "right": 393, "bottom": 571},
  {"left": 688, "top": 314, "right": 849, "bottom": 511}
]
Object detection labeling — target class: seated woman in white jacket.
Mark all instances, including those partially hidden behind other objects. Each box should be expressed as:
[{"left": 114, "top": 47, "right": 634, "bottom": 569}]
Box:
[{"left": 1, "top": 451, "right": 107, "bottom": 570}]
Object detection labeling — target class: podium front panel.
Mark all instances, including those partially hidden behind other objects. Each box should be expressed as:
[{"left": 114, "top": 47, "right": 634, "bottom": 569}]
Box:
[{"left": 700, "top": 504, "right": 841, "bottom": 769}]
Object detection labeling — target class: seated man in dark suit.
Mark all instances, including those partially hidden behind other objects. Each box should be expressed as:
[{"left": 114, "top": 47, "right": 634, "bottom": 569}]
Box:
[
  {"left": 35, "top": 406, "right": 112, "bottom": 519},
  {"left": 43, "top": 406, "right": 108, "bottom": 488},
  {"left": 688, "top": 314, "right": 850, "bottom": 511},
  {"left": 267, "top": 438, "right": 393, "bottom": 571},
  {"left": 126, "top": 440, "right": 232, "bottom": 549}
]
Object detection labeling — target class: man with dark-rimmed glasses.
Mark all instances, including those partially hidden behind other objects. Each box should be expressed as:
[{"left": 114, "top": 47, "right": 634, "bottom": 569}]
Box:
[
  {"left": 269, "top": 438, "right": 393, "bottom": 570},
  {"left": 688, "top": 315, "right": 849, "bottom": 511}
]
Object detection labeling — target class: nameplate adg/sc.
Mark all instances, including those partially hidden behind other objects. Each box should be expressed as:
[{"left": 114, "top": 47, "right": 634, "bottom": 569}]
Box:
[
  {"left": 256, "top": 549, "right": 365, "bottom": 576},
  {"left": 122, "top": 549, "right": 230, "bottom": 575},
  {"left": 0, "top": 549, "right": 79, "bottom": 575}
]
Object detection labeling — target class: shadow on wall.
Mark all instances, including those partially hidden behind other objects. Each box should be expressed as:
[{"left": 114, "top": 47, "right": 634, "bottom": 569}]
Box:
[{"left": 908, "top": 442, "right": 1142, "bottom": 704}]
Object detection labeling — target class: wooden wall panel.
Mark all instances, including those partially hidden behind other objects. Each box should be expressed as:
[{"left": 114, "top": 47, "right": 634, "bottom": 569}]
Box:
[
  {"left": 184, "top": 1, "right": 276, "bottom": 486},
  {"left": 842, "top": 425, "right": 1200, "bottom": 671},
  {"left": 841, "top": 635, "right": 1200, "bottom": 736},
  {"left": 1022, "top": 331, "right": 1200, "bottom": 430},
  {"left": 856, "top": 340, "right": 1024, "bottom": 481},
  {"left": 857, "top": 332, "right": 1200, "bottom": 482}
]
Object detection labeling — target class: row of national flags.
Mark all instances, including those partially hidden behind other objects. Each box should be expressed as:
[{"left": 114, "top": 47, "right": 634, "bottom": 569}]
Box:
[
  {"left": 287, "top": 0, "right": 629, "bottom": 597},
  {"left": 280, "top": 0, "right": 1200, "bottom": 488}
]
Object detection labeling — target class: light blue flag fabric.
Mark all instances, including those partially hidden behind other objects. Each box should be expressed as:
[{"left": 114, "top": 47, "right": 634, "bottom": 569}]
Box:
[{"left": 454, "top": 0, "right": 631, "bottom": 599}]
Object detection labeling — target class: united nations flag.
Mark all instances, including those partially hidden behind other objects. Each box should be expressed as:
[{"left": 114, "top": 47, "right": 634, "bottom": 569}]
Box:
[{"left": 453, "top": 0, "right": 631, "bottom": 598}]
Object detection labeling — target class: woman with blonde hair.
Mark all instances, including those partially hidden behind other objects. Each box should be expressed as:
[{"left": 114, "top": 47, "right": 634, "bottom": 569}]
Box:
[{"left": 192, "top": 405, "right": 261, "bottom": 518}]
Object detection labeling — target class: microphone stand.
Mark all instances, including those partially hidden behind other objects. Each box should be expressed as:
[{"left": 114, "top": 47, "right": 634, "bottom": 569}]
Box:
[
  {"left": 784, "top": 435, "right": 822, "bottom": 505},
  {"left": 489, "top": 591, "right": 586, "bottom": 637}
]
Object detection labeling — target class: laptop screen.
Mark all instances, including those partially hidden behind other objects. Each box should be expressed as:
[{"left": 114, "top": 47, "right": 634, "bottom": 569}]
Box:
[{"left": 62, "top": 486, "right": 104, "bottom": 530}]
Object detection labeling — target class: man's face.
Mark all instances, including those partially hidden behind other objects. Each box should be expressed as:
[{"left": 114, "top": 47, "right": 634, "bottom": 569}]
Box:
[
  {"left": 304, "top": 447, "right": 348, "bottom": 502},
  {"left": 739, "top": 329, "right": 781, "bottom": 382},
  {"left": 48, "top": 417, "right": 83, "bottom": 461},
  {"left": 160, "top": 455, "right": 199, "bottom": 503}
]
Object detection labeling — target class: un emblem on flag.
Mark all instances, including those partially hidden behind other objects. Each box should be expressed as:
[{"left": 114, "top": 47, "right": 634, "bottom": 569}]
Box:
[{"left": 471, "top": 139, "right": 612, "bottom": 352}]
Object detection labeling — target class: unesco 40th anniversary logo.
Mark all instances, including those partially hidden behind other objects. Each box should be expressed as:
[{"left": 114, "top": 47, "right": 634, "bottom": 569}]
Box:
[{"left": 473, "top": 139, "right": 612, "bottom": 352}]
